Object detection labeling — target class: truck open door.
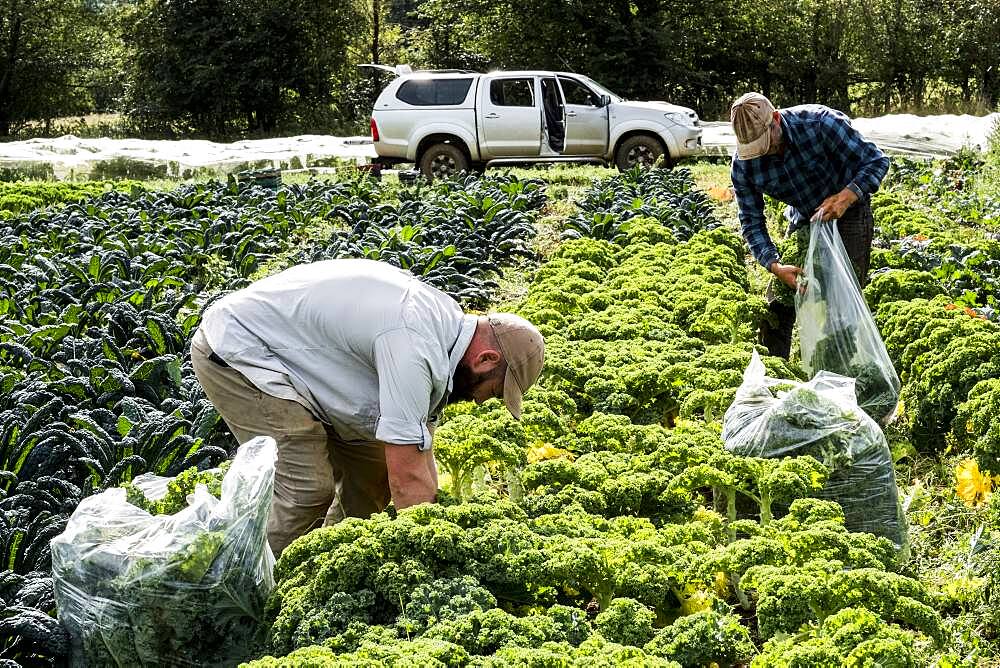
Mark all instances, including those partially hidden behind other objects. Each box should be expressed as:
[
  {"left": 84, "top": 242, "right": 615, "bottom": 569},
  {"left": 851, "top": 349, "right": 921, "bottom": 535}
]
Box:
[
  {"left": 557, "top": 75, "right": 610, "bottom": 156},
  {"left": 539, "top": 76, "right": 566, "bottom": 154}
]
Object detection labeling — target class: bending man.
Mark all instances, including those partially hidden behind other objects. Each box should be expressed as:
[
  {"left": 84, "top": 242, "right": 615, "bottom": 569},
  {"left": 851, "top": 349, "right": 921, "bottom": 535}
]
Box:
[
  {"left": 191, "top": 258, "right": 545, "bottom": 555},
  {"left": 730, "top": 92, "right": 890, "bottom": 358}
]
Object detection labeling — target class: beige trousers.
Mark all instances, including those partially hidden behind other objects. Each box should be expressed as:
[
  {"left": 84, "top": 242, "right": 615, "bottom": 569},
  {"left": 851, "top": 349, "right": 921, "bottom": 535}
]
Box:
[{"left": 190, "top": 329, "right": 390, "bottom": 556}]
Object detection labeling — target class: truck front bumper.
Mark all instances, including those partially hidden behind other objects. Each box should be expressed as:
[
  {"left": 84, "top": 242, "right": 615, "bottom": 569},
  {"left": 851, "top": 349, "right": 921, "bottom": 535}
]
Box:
[{"left": 675, "top": 127, "right": 703, "bottom": 156}]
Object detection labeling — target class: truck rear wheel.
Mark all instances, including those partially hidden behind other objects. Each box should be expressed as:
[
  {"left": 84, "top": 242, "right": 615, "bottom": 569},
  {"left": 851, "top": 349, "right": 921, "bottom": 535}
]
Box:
[
  {"left": 615, "top": 135, "right": 671, "bottom": 171},
  {"left": 419, "top": 143, "right": 469, "bottom": 180}
]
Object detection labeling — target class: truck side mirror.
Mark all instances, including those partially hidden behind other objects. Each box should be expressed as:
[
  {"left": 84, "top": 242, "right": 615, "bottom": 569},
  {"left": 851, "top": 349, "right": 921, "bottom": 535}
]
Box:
[{"left": 599, "top": 95, "right": 611, "bottom": 107}]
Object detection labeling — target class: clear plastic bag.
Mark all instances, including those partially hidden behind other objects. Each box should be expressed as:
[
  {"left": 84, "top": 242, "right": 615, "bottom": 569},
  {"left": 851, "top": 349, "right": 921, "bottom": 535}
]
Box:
[
  {"left": 52, "top": 436, "right": 277, "bottom": 667},
  {"left": 795, "top": 218, "right": 900, "bottom": 424},
  {"left": 723, "top": 352, "right": 908, "bottom": 555}
]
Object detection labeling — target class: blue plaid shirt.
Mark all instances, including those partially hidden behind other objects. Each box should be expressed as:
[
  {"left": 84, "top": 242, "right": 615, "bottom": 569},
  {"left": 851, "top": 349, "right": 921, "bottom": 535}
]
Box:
[{"left": 731, "top": 104, "right": 890, "bottom": 268}]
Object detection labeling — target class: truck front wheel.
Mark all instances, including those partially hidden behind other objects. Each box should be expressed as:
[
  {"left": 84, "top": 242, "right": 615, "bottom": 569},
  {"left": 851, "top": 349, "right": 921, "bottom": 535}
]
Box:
[
  {"left": 419, "top": 143, "right": 469, "bottom": 180},
  {"left": 615, "top": 135, "right": 671, "bottom": 171}
]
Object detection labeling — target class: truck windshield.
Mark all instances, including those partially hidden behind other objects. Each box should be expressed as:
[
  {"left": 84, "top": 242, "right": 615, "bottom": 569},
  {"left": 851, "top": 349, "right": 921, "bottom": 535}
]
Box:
[{"left": 580, "top": 76, "right": 623, "bottom": 103}]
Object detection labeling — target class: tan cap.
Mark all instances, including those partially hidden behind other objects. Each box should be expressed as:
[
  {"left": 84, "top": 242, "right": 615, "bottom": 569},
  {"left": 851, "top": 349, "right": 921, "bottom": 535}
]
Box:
[
  {"left": 488, "top": 313, "right": 545, "bottom": 419},
  {"left": 731, "top": 92, "right": 776, "bottom": 160}
]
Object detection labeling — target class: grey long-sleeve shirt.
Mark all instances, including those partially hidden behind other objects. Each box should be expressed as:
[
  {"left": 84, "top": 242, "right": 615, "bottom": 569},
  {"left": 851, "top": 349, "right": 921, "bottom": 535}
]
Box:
[{"left": 200, "top": 259, "right": 476, "bottom": 449}]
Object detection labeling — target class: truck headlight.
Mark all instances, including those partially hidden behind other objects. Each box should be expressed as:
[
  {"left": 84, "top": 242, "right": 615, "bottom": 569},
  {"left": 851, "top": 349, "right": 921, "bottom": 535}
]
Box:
[{"left": 665, "top": 111, "right": 699, "bottom": 127}]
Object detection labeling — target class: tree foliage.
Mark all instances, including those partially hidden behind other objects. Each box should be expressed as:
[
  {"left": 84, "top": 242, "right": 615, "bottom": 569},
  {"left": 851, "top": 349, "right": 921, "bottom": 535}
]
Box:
[
  {"left": 124, "top": 0, "right": 366, "bottom": 135},
  {"left": 0, "top": 0, "right": 104, "bottom": 136},
  {"left": 5, "top": 0, "right": 1000, "bottom": 138}
]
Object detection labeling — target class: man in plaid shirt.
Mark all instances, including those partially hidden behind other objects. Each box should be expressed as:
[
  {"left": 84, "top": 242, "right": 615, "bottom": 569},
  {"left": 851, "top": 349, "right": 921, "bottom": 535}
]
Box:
[{"left": 730, "top": 92, "right": 890, "bottom": 358}]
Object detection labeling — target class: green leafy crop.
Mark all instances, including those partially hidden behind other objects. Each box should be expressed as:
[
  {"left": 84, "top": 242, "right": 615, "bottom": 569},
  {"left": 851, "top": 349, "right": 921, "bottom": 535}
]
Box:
[
  {"left": 752, "top": 606, "right": 926, "bottom": 667},
  {"left": 123, "top": 461, "right": 231, "bottom": 515}
]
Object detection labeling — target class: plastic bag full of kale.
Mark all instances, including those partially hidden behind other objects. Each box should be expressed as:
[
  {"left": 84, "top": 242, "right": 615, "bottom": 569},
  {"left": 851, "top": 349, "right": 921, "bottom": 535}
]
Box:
[
  {"left": 723, "top": 351, "right": 908, "bottom": 556},
  {"left": 795, "top": 219, "right": 900, "bottom": 424},
  {"left": 51, "top": 436, "right": 277, "bottom": 667}
]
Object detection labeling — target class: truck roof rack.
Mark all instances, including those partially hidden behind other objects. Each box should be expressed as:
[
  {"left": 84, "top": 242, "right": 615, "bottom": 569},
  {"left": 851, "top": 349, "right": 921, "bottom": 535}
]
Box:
[
  {"left": 358, "top": 64, "right": 477, "bottom": 76},
  {"left": 358, "top": 64, "right": 413, "bottom": 76}
]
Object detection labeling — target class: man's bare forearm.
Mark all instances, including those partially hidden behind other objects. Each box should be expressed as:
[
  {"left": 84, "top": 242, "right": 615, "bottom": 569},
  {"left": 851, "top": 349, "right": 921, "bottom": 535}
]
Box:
[
  {"left": 390, "top": 475, "right": 437, "bottom": 509},
  {"left": 384, "top": 442, "right": 438, "bottom": 509}
]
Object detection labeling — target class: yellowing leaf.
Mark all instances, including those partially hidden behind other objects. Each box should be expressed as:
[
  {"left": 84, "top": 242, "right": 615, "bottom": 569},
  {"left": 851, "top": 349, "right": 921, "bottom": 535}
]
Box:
[
  {"left": 955, "top": 459, "right": 993, "bottom": 507},
  {"left": 712, "top": 572, "right": 729, "bottom": 599},
  {"left": 527, "top": 444, "right": 574, "bottom": 463},
  {"left": 679, "top": 590, "right": 713, "bottom": 615}
]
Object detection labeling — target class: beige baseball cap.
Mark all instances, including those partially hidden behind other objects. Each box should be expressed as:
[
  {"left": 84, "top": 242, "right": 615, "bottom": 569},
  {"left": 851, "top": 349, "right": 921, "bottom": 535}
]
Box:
[
  {"left": 488, "top": 313, "right": 545, "bottom": 419},
  {"left": 731, "top": 92, "right": 776, "bottom": 160}
]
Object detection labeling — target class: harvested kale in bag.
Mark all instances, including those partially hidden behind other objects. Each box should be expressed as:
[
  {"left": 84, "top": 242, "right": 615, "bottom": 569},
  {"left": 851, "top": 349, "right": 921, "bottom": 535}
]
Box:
[
  {"left": 52, "top": 436, "right": 277, "bottom": 667},
  {"left": 796, "top": 219, "right": 900, "bottom": 423},
  {"left": 723, "top": 352, "right": 908, "bottom": 556}
]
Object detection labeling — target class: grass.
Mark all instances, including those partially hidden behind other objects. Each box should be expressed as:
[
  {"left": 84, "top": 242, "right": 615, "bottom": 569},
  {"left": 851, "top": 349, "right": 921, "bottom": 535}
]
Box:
[
  {"left": 489, "top": 260, "right": 539, "bottom": 313},
  {"left": 10, "top": 113, "right": 131, "bottom": 141},
  {"left": 502, "top": 163, "right": 614, "bottom": 186},
  {"left": 687, "top": 161, "right": 732, "bottom": 192},
  {"left": 248, "top": 215, "right": 348, "bottom": 282}
]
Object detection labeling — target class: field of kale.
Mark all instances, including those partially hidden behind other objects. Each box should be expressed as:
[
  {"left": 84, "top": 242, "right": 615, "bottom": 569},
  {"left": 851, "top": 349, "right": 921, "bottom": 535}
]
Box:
[{"left": 0, "top": 154, "right": 998, "bottom": 666}]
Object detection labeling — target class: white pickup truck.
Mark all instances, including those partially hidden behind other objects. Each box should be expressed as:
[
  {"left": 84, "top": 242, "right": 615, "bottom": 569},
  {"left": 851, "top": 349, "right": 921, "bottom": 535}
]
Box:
[{"left": 369, "top": 69, "right": 703, "bottom": 179}]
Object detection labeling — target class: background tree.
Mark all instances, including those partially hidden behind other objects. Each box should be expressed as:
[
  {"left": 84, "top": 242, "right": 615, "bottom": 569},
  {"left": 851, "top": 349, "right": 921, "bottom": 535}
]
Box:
[
  {"left": 125, "top": 0, "right": 365, "bottom": 136},
  {"left": 3, "top": 0, "right": 999, "bottom": 139},
  {"left": 940, "top": 0, "right": 1000, "bottom": 110},
  {"left": 0, "top": 0, "right": 104, "bottom": 136}
]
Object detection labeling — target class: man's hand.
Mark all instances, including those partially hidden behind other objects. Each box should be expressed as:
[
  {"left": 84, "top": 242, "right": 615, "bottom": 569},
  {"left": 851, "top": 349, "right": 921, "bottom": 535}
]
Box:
[
  {"left": 814, "top": 187, "right": 858, "bottom": 221},
  {"left": 384, "top": 443, "right": 437, "bottom": 509},
  {"left": 770, "top": 262, "right": 803, "bottom": 291}
]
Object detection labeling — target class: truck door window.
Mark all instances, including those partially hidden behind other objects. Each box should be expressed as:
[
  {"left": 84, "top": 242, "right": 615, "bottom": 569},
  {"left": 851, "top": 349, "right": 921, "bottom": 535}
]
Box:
[
  {"left": 558, "top": 78, "right": 598, "bottom": 107},
  {"left": 490, "top": 78, "right": 535, "bottom": 107}
]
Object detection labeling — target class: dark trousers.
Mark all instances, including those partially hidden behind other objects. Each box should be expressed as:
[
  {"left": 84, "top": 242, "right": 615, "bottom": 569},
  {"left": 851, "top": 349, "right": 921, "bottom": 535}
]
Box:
[{"left": 760, "top": 199, "right": 874, "bottom": 359}]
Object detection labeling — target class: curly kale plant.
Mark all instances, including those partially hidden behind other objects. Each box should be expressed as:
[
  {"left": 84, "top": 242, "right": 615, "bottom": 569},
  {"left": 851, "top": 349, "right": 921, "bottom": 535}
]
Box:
[
  {"left": 644, "top": 604, "right": 755, "bottom": 667},
  {"left": 433, "top": 401, "right": 528, "bottom": 501},
  {"left": 593, "top": 598, "right": 655, "bottom": 647},
  {"left": 742, "top": 562, "right": 944, "bottom": 645},
  {"left": 753, "top": 606, "right": 926, "bottom": 667},
  {"left": 395, "top": 576, "right": 496, "bottom": 635}
]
